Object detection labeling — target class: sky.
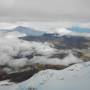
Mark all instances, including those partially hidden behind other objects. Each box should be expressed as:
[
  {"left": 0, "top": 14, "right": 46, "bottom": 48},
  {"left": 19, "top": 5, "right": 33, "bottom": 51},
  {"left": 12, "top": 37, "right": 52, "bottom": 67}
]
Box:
[{"left": 0, "top": 0, "right": 90, "bottom": 22}]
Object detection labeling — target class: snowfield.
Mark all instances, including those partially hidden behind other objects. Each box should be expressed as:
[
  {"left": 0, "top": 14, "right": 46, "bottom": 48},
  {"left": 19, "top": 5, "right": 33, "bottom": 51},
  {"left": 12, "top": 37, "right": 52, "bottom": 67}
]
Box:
[{"left": 0, "top": 61, "right": 90, "bottom": 90}]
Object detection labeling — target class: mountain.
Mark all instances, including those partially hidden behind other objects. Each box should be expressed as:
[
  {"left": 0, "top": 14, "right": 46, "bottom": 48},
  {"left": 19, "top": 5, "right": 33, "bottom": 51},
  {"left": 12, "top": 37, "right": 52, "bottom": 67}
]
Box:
[
  {"left": 69, "top": 26, "right": 90, "bottom": 33},
  {"left": 20, "top": 32, "right": 90, "bottom": 49},
  {"left": 0, "top": 26, "right": 90, "bottom": 37},
  {"left": 0, "top": 26, "right": 45, "bottom": 37},
  {"left": 13, "top": 26, "right": 45, "bottom": 36},
  {"left": 0, "top": 26, "right": 90, "bottom": 90}
]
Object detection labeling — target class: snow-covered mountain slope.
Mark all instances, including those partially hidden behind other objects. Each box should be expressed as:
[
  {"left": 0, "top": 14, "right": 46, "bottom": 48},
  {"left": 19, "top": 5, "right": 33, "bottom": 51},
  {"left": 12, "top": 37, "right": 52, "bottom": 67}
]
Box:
[
  {"left": 0, "top": 61, "right": 90, "bottom": 90},
  {"left": 16, "top": 61, "right": 90, "bottom": 90},
  {"left": 1, "top": 61, "right": 89, "bottom": 90}
]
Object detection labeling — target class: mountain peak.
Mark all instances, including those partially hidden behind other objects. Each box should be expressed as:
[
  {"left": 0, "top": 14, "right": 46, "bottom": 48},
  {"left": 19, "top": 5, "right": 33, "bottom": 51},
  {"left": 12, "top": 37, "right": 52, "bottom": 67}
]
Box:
[
  {"left": 14, "top": 26, "right": 45, "bottom": 36},
  {"left": 14, "top": 26, "right": 31, "bottom": 30}
]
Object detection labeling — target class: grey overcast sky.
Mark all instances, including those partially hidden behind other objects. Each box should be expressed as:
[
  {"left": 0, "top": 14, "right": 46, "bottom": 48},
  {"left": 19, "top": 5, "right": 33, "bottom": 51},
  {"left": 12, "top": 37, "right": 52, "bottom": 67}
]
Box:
[{"left": 0, "top": 0, "right": 90, "bottom": 22}]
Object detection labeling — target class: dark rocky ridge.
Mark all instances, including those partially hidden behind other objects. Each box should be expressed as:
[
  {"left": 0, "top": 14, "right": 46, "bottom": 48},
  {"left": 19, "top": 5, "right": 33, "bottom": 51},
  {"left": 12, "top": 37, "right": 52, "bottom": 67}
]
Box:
[
  {"left": 20, "top": 33, "right": 90, "bottom": 49},
  {"left": 0, "top": 63, "right": 67, "bottom": 83}
]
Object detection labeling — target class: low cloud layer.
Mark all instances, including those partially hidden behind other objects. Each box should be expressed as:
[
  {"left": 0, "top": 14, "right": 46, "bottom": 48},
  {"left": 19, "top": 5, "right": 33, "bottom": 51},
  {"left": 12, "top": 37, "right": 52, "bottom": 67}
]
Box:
[
  {"left": 0, "top": 30, "right": 83, "bottom": 74},
  {"left": 0, "top": 22, "right": 90, "bottom": 33},
  {"left": 0, "top": 33, "right": 57, "bottom": 73}
]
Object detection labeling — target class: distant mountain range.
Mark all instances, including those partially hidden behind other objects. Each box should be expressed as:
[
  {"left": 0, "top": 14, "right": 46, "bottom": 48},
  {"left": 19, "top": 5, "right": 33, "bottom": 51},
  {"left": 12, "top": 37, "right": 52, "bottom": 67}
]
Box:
[
  {"left": 0, "top": 26, "right": 90, "bottom": 49},
  {"left": 69, "top": 26, "right": 90, "bottom": 33},
  {"left": 13, "top": 26, "right": 90, "bottom": 37},
  {"left": 0, "top": 26, "right": 90, "bottom": 37},
  {"left": 13, "top": 26, "right": 45, "bottom": 36},
  {"left": 0, "top": 26, "right": 45, "bottom": 36},
  {"left": 20, "top": 34, "right": 90, "bottom": 49}
]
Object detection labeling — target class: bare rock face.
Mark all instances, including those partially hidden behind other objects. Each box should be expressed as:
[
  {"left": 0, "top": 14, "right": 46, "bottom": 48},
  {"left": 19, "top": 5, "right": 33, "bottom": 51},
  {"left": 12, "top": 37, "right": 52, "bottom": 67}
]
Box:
[
  {"left": 0, "top": 63, "right": 67, "bottom": 83},
  {"left": 0, "top": 70, "right": 8, "bottom": 80}
]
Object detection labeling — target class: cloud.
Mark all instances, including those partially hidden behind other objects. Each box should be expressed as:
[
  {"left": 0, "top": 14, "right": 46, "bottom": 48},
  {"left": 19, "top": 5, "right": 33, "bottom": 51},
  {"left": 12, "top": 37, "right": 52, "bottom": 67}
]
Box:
[
  {"left": 0, "top": 22, "right": 90, "bottom": 33},
  {"left": 29, "top": 53, "right": 82, "bottom": 66},
  {"left": 0, "top": 29, "right": 84, "bottom": 74},
  {"left": 0, "top": 23, "right": 17, "bottom": 29},
  {"left": 0, "top": 0, "right": 90, "bottom": 21},
  {"left": 0, "top": 33, "right": 57, "bottom": 73},
  {"left": 8, "top": 58, "right": 28, "bottom": 69}
]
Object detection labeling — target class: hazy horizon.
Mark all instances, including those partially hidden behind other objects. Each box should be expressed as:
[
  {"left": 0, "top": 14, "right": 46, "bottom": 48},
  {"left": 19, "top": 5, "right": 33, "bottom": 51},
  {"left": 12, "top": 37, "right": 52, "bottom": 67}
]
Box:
[{"left": 0, "top": 0, "right": 90, "bottom": 22}]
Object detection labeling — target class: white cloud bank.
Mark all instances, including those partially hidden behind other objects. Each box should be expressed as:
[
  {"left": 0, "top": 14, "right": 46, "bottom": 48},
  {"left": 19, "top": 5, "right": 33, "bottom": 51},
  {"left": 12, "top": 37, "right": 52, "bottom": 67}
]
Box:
[
  {"left": 0, "top": 28, "right": 84, "bottom": 73},
  {"left": 0, "top": 36, "right": 83, "bottom": 73},
  {"left": 0, "top": 34, "right": 57, "bottom": 72},
  {"left": 30, "top": 53, "right": 82, "bottom": 66},
  {"left": 0, "top": 22, "right": 90, "bottom": 32}
]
